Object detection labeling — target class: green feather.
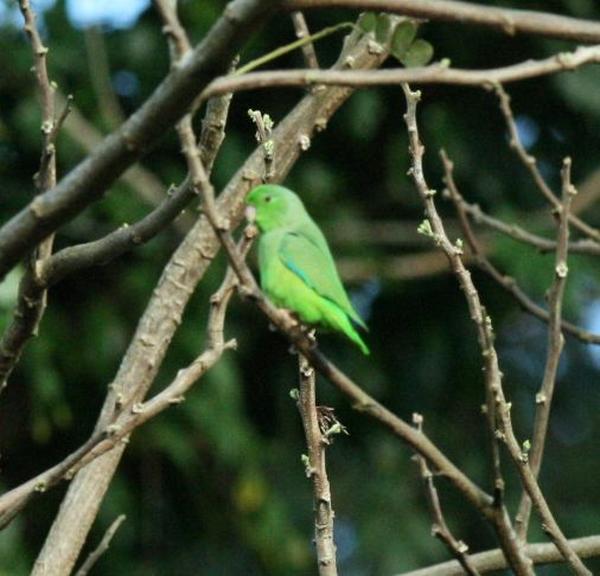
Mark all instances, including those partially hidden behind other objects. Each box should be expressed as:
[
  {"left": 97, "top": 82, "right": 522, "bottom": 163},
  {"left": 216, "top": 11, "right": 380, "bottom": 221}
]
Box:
[{"left": 246, "top": 184, "right": 370, "bottom": 355}]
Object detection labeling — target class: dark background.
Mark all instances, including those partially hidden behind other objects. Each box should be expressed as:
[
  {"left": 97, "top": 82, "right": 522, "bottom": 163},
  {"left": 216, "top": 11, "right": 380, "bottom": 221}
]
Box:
[{"left": 0, "top": 0, "right": 599, "bottom": 574}]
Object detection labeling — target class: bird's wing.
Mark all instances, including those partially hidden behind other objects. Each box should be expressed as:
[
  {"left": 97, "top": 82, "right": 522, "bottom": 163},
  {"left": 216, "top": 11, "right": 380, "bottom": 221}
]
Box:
[{"left": 279, "top": 232, "right": 366, "bottom": 328}]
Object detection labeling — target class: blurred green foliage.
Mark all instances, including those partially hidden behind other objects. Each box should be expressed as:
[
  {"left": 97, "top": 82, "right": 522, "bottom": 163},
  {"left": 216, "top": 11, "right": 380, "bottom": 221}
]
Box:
[{"left": 1, "top": 0, "right": 599, "bottom": 574}]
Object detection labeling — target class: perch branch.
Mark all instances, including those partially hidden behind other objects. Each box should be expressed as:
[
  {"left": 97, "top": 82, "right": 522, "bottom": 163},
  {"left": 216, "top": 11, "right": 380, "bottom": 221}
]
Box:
[{"left": 30, "top": 21, "right": 392, "bottom": 576}]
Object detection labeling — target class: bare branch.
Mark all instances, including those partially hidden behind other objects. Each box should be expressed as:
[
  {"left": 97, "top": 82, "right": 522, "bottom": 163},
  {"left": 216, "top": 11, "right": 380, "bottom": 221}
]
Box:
[
  {"left": 30, "top": 25, "right": 393, "bottom": 575},
  {"left": 395, "top": 535, "right": 600, "bottom": 576},
  {"left": 283, "top": 0, "right": 600, "bottom": 43},
  {"left": 0, "top": 0, "right": 278, "bottom": 281},
  {"left": 199, "top": 83, "right": 236, "bottom": 175},
  {"left": 291, "top": 11, "right": 320, "bottom": 69},
  {"left": 0, "top": 0, "right": 63, "bottom": 392},
  {"left": 204, "top": 45, "right": 600, "bottom": 99},
  {"left": 495, "top": 85, "right": 600, "bottom": 243},
  {"left": 404, "top": 86, "right": 591, "bottom": 574},
  {"left": 412, "top": 414, "right": 480, "bottom": 576},
  {"left": 37, "top": 178, "right": 196, "bottom": 287},
  {"left": 450, "top": 195, "right": 600, "bottom": 257},
  {"left": 441, "top": 152, "right": 600, "bottom": 346},
  {"left": 401, "top": 83, "right": 534, "bottom": 576},
  {"left": 54, "top": 92, "right": 188, "bottom": 223},
  {"left": 297, "top": 355, "right": 338, "bottom": 575},
  {"left": 514, "top": 158, "right": 576, "bottom": 540},
  {"left": 0, "top": 242, "right": 247, "bottom": 529},
  {"left": 74, "top": 515, "right": 126, "bottom": 576}
]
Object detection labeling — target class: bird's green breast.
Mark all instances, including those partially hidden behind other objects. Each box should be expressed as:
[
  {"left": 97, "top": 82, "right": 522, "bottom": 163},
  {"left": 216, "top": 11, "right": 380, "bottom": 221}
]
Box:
[{"left": 258, "top": 231, "right": 329, "bottom": 325}]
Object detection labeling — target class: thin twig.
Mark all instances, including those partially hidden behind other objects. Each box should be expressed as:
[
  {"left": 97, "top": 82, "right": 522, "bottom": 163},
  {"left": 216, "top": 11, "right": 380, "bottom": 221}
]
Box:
[
  {"left": 394, "top": 534, "right": 600, "bottom": 576},
  {"left": 401, "top": 89, "right": 588, "bottom": 574},
  {"left": 0, "top": 0, "right": 63, "bottom": 392},
  {"left": 514, "top": 158, "right": 576, "bottom": 540},
  {"left": 412, "top": 413, "right": 480, "bottom": 576},
  {"left": 442, "top": 154, "right": 591, "bottom": 571},
  {"left": 291, "top": 11, "right": 320, "bottom": 69},
  {"left": 297, "top": 354, "right": 338, "bottom": 575},
  {"left": 0, "top": 241, "right": 248, "bottom": 527},
  {"left": 451, "top": 195, "right": 600, "bottom": 257},
  {"left": 203, "top": 45, "right": 600, "bottom": 99},
  {"left": 74, "top": 515, "right": 126, "bottom": 576},
  {"left": 37, "top": 177, "right": 196, "bottom": 287},
  {"left": 235, "top": 22, "right": 352, "bottom": 75},
  {"left": 494, "top": 84, "right": 599, "bottom": 243},
  {"left": 440, "top": 151, "right": 600, "bottom": 346},
  {"left": 401, "top": 83, "right": 534, "bottom": 576},
  {"left": 283, "top": 0, "right": 600, "bottom": 43}
]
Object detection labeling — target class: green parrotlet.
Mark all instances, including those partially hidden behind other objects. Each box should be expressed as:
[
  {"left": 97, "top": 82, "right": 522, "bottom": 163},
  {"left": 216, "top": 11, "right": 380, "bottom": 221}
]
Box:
[{"left": 246, "top": 184, "right": 369, "bottom": 355}]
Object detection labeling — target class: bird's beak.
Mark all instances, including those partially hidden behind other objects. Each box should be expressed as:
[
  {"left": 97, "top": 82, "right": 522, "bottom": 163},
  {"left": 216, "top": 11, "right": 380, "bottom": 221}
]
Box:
[{"left": 245, "top": 204, "right": 256, "bottom": 223}]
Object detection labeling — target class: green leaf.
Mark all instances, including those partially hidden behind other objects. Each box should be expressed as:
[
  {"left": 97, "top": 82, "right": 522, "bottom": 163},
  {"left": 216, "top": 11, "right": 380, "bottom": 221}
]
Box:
[
  {"left": 400, "top": 39, "right": 434, "bottom": 67},
  {"left": 375, "top": 14, "right": 392, "bottom": 44},
  {"left": 357, "top": 12, "right": 377, "bottom": 33},
  {"left": 390, "top": 20, "right": 417, "bottom": 59}
]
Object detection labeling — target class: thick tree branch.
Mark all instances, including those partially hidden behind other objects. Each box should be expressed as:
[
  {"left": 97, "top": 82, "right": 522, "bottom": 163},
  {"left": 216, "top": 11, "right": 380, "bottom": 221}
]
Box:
[
  {"left": 0, "top": 0, "right": 278, "bottom": 281},
  {"left": 283, "top": 0, "right": 600, "bottom": 43},
  {"left": 29, "top": 26, "right": 392, "bottom": 575},
  {"left": 1, "top": 235, "right": 248, "bottom": 531}
]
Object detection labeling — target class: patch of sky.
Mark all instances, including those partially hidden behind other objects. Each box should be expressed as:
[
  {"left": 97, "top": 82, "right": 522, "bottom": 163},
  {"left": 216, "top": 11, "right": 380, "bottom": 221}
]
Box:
[
  {"left": 2, "top": 0, "right": 150, "bottom": 30},
  {"left": 514, "top": 114, "right": 540, "bottom": 150},
  {"left": 584, "top": 299, "right": 600, "bottom": 369},
  {"left": 66, "top": 0, "right": 150, "bottom": 29},
  {"left": 1, "top": 0, "right": 54, "bottom": 28}
]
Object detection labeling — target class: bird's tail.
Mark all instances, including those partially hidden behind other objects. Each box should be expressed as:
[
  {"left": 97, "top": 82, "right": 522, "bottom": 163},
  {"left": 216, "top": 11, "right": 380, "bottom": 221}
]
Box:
[{"left": 323, "top": 301, "right": 370, "bottom": 355}]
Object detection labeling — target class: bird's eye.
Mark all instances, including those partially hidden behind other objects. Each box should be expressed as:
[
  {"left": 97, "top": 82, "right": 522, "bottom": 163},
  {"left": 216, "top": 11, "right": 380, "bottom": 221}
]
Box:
[{"left": 265, "top": 195, "right": 272, "bottom": 203}]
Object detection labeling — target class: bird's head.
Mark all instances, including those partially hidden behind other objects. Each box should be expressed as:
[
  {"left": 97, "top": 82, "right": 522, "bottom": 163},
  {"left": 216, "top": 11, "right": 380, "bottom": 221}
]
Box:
[{"left": 246, "top": 184, "right": 305, "bottom": 232}]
